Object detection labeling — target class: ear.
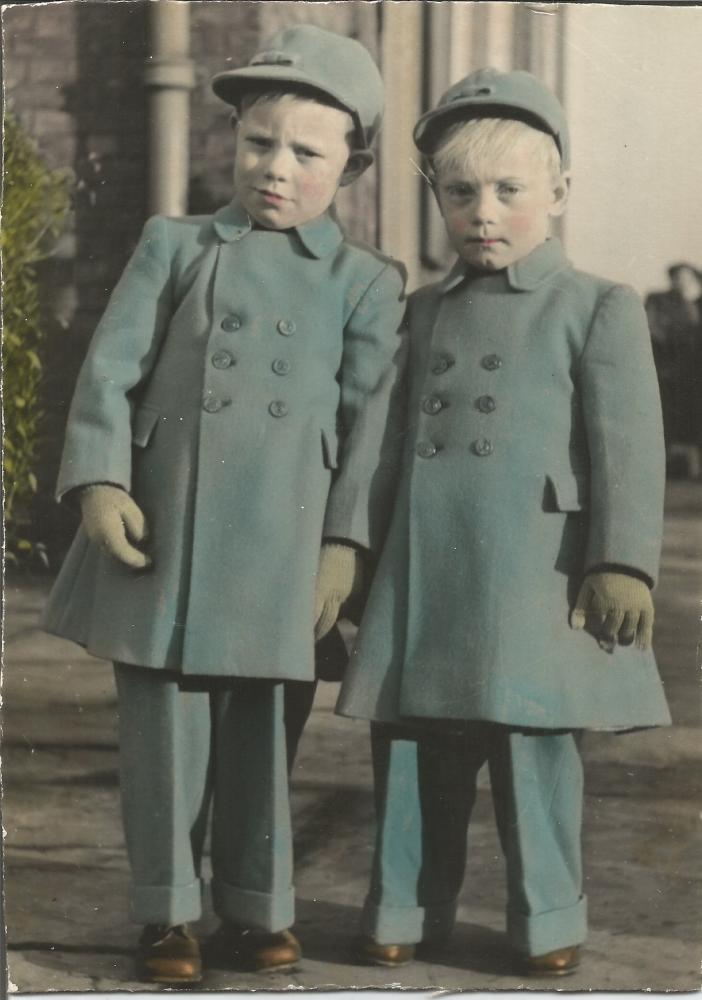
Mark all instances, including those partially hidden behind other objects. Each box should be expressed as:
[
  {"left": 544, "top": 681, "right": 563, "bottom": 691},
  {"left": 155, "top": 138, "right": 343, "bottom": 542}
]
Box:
[
  {"left": 338, "top": 150, "right": 374, "bottom": 187},
  {"left": 549, "top": 172, "right": 570, "bottom": 218}
]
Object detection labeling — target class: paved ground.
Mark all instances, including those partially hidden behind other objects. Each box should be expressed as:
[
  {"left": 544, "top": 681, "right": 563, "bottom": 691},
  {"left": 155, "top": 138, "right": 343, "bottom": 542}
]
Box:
[{"left": 2, "top": 481, "right": 701, "bottom": 995}]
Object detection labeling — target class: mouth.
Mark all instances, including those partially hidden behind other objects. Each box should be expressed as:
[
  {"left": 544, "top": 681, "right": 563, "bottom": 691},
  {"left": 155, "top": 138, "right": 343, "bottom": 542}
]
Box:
[
  {"left": 257, "top": 189, "right": 288, "bottom": 205},
  {"left": 467, "top": 237, "right": 506, "bottom": 249}
]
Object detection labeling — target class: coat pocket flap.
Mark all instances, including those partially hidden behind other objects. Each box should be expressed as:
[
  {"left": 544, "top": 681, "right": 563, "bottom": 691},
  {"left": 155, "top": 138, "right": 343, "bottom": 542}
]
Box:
[
  {"left": 544, "top": 473, "right": 588, "bottom": 512},
  {"left": 132, "top": 404, "right": 160, "bottom": 448},
  {"left": 321, "top": 426, "right": 339, "bottom": 470}
]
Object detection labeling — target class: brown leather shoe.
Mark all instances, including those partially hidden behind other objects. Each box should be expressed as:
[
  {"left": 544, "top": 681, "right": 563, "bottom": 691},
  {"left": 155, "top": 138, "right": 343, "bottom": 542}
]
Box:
[
  {"left": 207, "top": 924, "right": 301, "bottom": 972},
  {"left": 522, "top": 944, "right": 581, "bottom": 976},
  {"left": 137, "top": 924, "right": 202, "bottom": 984},
  {"left": 354, "top": 935, "right": 415, "bottom": 967}
]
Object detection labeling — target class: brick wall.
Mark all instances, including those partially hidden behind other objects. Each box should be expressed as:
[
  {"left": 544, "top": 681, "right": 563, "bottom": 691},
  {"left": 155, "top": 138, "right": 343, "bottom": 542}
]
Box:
[
  {"left": 2, "top": 0, "right": 383, "bottom": 560},
  {"left": 3, "top": 1, "right": 151, "bottom": 558}
]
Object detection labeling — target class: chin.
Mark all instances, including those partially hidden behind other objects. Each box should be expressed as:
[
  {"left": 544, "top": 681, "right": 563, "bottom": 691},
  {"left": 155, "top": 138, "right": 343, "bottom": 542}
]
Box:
[
  {"left": 261, "top": 217, "right": 287, "bottom": 231},
  {"left": 250, "top": 209, "right": 286, "bottom": 230},
  {"left": 462, "top": 253, "right": 499, "bottom": 271}
]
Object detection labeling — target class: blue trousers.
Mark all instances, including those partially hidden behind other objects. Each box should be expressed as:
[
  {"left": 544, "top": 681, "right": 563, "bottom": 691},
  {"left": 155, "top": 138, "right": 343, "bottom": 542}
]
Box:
[
  {"left": 113, "top": 664, "right": 315, "bottom": 929},
  {"left": 363, "top": 722, "right": 587, "bottom": 957}
]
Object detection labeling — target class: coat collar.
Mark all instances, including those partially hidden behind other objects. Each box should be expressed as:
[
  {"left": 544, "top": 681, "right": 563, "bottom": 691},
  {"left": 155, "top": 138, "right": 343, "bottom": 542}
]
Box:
[
  {"left": 212, "top": 198, "right": 345, "bottom": 259},
  {"left": 438, "top": 238, "right": 570, "bottom": 294}
]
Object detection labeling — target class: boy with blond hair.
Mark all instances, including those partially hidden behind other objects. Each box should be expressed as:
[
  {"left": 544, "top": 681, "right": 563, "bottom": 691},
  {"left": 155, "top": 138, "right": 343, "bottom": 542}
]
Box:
[
  {"left": 42, "top": 25, "right": 405, "bottom": 984},
  {"left": 338, "top": 68, "right": 670, "bottom": 976}
]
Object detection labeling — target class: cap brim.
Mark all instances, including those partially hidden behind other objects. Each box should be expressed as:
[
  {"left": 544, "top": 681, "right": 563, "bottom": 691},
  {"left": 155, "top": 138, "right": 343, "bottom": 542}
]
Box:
[
  {"left": 414, "top": 98, "right": 563, "bottom": 161},
  {"left": 211, "top": 66, "right": 369, "bottom": 148}
]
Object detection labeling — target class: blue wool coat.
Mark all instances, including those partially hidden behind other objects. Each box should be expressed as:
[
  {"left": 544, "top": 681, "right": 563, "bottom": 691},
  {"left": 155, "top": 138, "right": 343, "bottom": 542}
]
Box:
[
  {"left": 337, "top": 239, "right": 671, "bottom": 730},
  {"left": 42, "top": 199, "right": 406, "bottom": 678}
]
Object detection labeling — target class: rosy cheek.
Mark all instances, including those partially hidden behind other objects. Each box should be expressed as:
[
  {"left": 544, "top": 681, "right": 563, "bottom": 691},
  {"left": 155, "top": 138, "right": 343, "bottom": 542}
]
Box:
[
  {"left": 447, "top": 212, "right": 471, "bottom": 236},
  {"left": 508, "top": 212, "right": 535, "bottom": 232},
  {"left": 298, "top": 175, "right": 326, "bottom": 198}
]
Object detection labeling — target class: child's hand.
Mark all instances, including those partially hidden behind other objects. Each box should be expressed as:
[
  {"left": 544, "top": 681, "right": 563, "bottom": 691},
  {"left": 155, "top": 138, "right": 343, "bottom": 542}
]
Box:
[
  {"left": 313, "top": 543, "right": 363, "bottom": 641},
  {"left": 80, "top": 484, "right": 152, "bottom": 569},
  {"left": 570, "top": 571, "right": 654, "bottom": 651}
]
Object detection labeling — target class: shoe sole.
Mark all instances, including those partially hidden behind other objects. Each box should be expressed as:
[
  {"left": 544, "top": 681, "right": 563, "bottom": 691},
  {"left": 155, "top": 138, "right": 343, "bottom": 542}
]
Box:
[
  {"left": 138, "top": 971, "right": 203, "bottom": 985},
  {"left": 137, "top": 961, "right": 203, "bottom": 984},
  {"left": 523, "top": 963, "right": 580, "bottom": 978},
  {"left": 353, "top": 950, "right": 414, "bottom": 969},
  {"left": 364, "top": 958, "right": 414, "bottom": 968},
  {"left": 254, "top": 961, "right": 300, "bottom": 974}
]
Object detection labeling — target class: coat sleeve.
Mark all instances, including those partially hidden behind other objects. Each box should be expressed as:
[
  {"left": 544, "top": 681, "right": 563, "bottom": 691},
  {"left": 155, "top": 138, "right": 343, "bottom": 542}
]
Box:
[
  {"left": 580, "top": 283, "right": 665, "bottom": 586},
  {"left": 322, "top": 259, "right": 407, "bottom": 553},
  {"left": 56, "top": 215, "right": 174, "bottom": 500}
]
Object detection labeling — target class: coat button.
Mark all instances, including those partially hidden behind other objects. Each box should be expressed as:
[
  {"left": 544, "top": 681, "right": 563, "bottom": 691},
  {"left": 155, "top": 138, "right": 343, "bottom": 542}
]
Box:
[
  {"left": 212, "top": 350, "right": 235, "bottom": 369},
  {"left": 277, "top": 319, "right": 296, "bottom": 336},
  {"left": 476, "top": 394, "right": 496, "bottom": 413},
  {"left": 422, "top": 396, "right": 443, "bottom": 415},
  {"left": 221, "top": 314, "right": 242, "bottom": 332},
  {"left": 472, "top": 437, "right": 494, "bottom": 456},
  {"left": 481, "top": 353, "right": 503, "bottom": 371},
  {"left": 269, "top": 399, "right": 289, "bottom": 418},
  {"left": 417, "top": 441, "right": 438, "bottom": 459},
  {"left": 272, "top": 358, "right": 292, "bottom": 375},
  {"left": 203, "top": 396, "right": 230, "bottom": 413},
  {"left": 432, "top": 355, "right": 454, "bottom": 375}
]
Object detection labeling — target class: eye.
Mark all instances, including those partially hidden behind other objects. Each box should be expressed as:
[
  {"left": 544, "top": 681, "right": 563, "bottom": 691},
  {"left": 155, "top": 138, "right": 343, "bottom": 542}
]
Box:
[
  {"left": 246, "top": 135, "right": 272, "bottom": 150},
  {"left": 294, "top": 145, "right": 320, "bottom": 160},
  {"left": 499, "top": 184, "right": 522, "bottom": 196},
  {"left": 444, "top": 183, "right": 474, "bottom": 199}
]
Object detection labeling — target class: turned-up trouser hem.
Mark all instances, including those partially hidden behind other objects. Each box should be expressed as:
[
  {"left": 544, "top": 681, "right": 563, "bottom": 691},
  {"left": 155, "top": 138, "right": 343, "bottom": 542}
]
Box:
[
  {"left": 114, "top": 665, "right": 314, "bottom": 930},
  {"left": 364, "top": 722, "right": 586, "bottom": 955}
]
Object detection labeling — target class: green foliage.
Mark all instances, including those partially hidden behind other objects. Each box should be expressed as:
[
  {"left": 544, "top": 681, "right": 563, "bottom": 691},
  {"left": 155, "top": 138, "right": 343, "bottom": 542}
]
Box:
[{"left": 2, "top": 113, "right": 71, "bottom": 567}]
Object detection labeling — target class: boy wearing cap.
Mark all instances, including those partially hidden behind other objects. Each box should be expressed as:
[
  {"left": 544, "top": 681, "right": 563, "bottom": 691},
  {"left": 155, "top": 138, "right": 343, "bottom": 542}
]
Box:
[
  {"left": 338, "top": 68, "right": 669, "bottom": 976},
  {"left": 42, "top": 25, "right": 405, "bottom": 983}
]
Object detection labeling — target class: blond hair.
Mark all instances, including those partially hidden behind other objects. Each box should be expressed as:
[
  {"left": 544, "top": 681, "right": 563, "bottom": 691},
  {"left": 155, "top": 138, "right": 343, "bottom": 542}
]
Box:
[{"left": 431, "top": 117, "right": 563, "bottom": 184}]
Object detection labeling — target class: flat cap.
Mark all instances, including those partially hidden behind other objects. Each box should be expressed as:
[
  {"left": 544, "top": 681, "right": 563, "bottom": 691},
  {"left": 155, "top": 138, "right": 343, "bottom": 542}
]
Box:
[
  {"left": 413, "top": 67, "right": 570, "bottom": 168},
  {"left": 211, "top": 25, "right": 383, "bottom": 149}
]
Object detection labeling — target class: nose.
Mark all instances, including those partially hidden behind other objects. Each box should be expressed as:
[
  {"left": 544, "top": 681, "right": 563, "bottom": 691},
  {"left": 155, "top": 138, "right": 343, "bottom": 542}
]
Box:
[
  {"left": 263, "top": 147, "right": 289, "bottom": 182},
  {"left": 471, "top": 187, "right": 498, "bottom": 225}
]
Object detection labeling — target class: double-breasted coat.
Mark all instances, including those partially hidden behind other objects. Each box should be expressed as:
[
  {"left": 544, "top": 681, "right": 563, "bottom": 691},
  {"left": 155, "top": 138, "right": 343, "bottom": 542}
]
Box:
[
  {"left": 337, "top": 239, "right": 672, "bottom": 731},
  {"left": 42, "top": 200, "right": 406, "bottom": 678}
]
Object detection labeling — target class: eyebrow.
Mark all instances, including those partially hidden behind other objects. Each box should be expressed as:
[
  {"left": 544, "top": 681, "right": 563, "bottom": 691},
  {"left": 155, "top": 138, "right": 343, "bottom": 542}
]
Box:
[
  {"left": 441, "top": 174, "right": 528, "bottom": 185},
  {"left": 292, "top": 140, "right": 324, "bottom": 154},
  {"left": 241, "top": 127, "right": 325, "bottom": 155}
]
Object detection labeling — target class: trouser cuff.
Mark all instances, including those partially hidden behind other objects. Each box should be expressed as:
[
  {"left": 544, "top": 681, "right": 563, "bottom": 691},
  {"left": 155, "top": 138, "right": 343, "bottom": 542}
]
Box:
[
  {"left": 130, "top": 879, "right": 202, "bottom": 926},
  {"left": 508, "top": 895, "right": 587, "bottom": 956},
  {"left": 211, "top": 878, "right": 295, "bottom": 932},
  {"left": 361, "top": 896, "right": 457, "bottom": 945}
]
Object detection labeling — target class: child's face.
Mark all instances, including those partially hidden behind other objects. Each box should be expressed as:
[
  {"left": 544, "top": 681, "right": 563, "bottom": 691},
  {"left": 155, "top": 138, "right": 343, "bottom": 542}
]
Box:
[
  {"left": 233, "top": 95, "right": 362, "bottom": 230},
  {"left": 435, "top": 135, "right": 568, "bottom": 271}
]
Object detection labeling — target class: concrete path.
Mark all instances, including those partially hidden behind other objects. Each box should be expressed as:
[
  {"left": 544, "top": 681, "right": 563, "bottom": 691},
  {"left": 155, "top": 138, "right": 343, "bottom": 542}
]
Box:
[{"left": 2, "top": 482, "right": 701, "bottom": 994}]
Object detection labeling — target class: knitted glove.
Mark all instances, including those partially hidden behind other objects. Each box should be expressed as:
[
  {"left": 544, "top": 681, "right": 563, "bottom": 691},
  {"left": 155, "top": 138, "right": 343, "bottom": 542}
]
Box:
[
  {"left": 313, "top": 543, "right": 364, "bottom": 642},
  {"left": 80, "top": 484, "right": 151, "bottom": 569},
  {"left": 570, "top": 571, "right": 654, "bottom": 651}
]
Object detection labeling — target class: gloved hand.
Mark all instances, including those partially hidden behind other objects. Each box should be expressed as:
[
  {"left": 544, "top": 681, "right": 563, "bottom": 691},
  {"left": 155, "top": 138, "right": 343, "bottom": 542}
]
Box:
[
  {"left": 570, "top": 571, "right": 654, "bottom": 651},
  {"left": 313, "top": 543, "right": 363, "bottom": 642},
  {"left": 80, "top": 484, "right": 151, "bottom": 569}
]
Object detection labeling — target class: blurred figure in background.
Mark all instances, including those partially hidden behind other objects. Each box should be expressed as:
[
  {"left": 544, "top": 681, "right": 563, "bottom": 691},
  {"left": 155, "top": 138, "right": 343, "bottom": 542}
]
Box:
[{"left": 645, "top": 263, "right": 702, "bottom": 478}]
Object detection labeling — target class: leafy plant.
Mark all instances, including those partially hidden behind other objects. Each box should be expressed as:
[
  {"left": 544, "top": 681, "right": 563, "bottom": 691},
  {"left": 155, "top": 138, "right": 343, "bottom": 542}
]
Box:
[{"left": 2, "top": 113, "right": 71, "bottom": 567}]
